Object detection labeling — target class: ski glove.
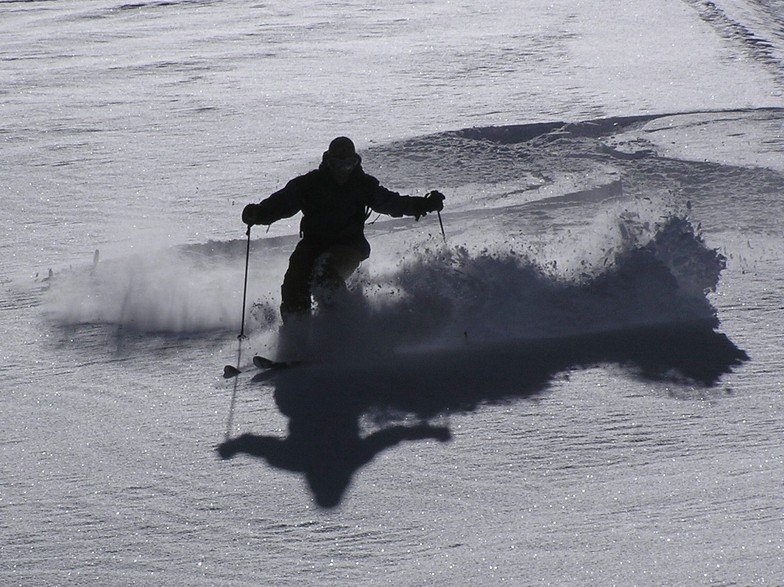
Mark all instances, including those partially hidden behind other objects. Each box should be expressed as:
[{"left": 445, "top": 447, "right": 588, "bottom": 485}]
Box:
[
  {"left": 414, "top": 190, "right": 446, "bottom": 220},
  {"left": 242, "top": 203, "right": 264, "bottom": 225}
]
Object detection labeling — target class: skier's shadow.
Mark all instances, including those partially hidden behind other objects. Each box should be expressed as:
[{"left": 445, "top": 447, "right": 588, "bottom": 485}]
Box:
[
  {"left": 217, "top": 321, "right": 747, "bottom": 508},
  {"left": 217, "top": 375, "right": 451, "bottom": 508}
]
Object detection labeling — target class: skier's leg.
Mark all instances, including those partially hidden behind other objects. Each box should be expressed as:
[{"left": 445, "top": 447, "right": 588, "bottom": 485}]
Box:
[
  {"left": 277, "top": 242, "right": 320, "bottom": 360},
  {"left": 280, "top": 240, "right": 317, "bottom": 321},
  {"left": 311, "top": 245, "right": 366, "bottom": 309}
]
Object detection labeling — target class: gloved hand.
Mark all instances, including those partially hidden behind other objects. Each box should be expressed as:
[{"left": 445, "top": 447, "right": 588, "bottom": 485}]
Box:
[
  {"left": 242, "top": 203, "right": 263, "bottom": 225},
  {"left": 425, "top": 190, "right": 445, "bottom": 212},
  {"left": 413, "top": 190, "right": 445, "bottom": 220}
]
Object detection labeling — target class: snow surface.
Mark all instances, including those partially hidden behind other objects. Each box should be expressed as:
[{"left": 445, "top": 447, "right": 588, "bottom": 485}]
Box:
[{"left": 2, "top": 1, "right": 783, "bottom": 585}]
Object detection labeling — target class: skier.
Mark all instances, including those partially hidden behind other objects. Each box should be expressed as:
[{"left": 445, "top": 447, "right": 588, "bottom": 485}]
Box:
[{"left": 242, "top": 136, "right": 445, "bottom": 322}]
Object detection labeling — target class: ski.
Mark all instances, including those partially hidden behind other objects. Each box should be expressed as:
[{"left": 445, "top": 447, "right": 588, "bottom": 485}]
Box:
[
  {"left": 253, "top": 355, "right": 303, "bottom": 370},
  {"left": 222, "top": 355, "right": 303, "bottom": 378}
]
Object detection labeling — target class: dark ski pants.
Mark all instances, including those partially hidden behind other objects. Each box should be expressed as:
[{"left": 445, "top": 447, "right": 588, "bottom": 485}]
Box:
[{"left": 280, "top": 240, "right": 366, "bottom": 320}]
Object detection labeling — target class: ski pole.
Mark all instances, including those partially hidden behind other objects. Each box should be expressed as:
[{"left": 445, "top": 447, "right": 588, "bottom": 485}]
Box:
[
  {"left": 238, "top": 224, "right": 252, "bottom": 338},
  {"left": 223, "top": 224, "right": 252, "bottom": 379},
  {"left": 436, "top": 209, "right": 447, "bottom": 243}
]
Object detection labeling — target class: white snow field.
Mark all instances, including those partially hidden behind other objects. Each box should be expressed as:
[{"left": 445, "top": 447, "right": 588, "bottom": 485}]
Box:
[{"left": 2, "top": 1, "right": 782, "bottom": 585}]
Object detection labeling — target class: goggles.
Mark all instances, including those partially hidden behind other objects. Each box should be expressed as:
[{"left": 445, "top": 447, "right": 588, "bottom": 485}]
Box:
[{"left": 327, "top": 155, "right": 359, "bottom": 173}]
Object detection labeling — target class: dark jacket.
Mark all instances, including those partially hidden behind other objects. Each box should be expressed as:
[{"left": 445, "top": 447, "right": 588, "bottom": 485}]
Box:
[{"left": 254, "top": 162, "right": 424, "bottom": 257}]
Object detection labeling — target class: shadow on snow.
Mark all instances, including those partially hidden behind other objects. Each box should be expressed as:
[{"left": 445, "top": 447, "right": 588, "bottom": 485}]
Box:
[{"left": 217, "top": 321, "right": 747, "bottom": 508}]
